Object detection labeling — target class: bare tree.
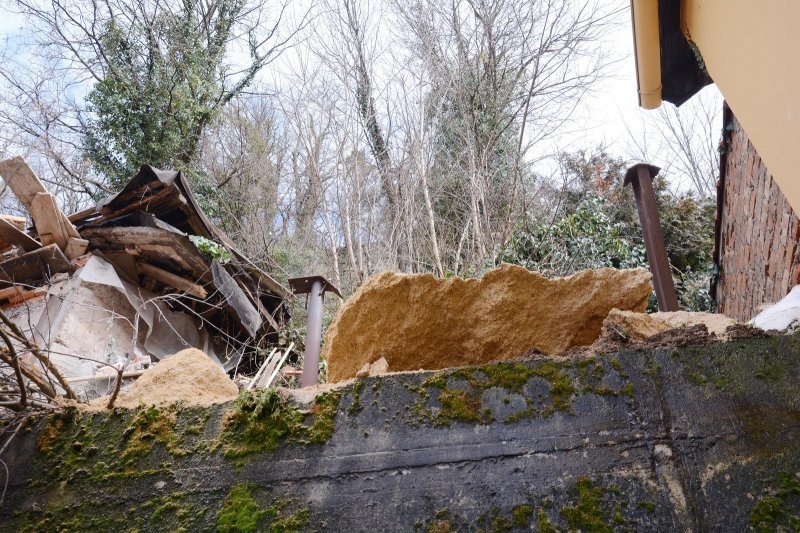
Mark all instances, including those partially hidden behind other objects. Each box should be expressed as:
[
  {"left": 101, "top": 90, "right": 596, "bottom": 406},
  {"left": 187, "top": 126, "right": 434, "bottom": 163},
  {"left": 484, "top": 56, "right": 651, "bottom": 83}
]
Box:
[{"left": 626, "top": 86, "right": 722, "bottom": 196}]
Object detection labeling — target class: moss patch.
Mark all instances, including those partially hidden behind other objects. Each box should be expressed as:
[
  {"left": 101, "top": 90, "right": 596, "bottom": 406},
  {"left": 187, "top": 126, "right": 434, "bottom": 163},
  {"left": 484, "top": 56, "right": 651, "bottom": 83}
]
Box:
[
  {"left": 217, "top": 485, "right": 266, "bottom": 533},
  {"left": 560, "top": 477, "right": 627, "bottom": 533},
  {"left": 749, "top": 471, "right": 800, "bottom": 532},
  {"left": 407, "top": 356, "right": 635, "bottom": 427},
  {"left": 220, "top": 389, "right": 341, "bottom": 459}
]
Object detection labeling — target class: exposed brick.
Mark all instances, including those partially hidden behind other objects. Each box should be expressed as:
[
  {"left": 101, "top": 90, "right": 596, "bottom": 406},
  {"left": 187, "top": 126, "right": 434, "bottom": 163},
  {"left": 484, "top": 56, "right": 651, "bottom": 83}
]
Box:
[{"left": 717, "top": 113, "right": 799, "bottom": 321}]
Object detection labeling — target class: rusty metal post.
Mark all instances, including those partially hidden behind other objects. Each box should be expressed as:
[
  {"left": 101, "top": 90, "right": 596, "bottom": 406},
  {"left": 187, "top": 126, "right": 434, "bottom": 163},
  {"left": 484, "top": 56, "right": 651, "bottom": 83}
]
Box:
[
  {"left": 624, "top": 164, "right": 680, "bottom": 312},
  {"left": 300, "top": 278, "right": 324, "bottom": 388},
  {"left": 288, "top": 276, "right": 342, "bottom": 388}
]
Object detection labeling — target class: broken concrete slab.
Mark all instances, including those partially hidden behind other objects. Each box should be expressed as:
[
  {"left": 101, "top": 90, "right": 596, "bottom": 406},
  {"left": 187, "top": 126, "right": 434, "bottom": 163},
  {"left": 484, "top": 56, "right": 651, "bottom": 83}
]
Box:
[
  {"left": 603, "top": 308, "right": 737, "bottom": 342},
  {"left": 324, "top": 264, "right": 653, "bottom": 382}
]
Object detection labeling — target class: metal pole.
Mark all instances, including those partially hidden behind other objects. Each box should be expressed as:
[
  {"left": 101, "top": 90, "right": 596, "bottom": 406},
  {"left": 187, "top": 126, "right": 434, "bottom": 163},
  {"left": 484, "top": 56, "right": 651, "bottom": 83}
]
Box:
[
  {"left": 300, "top": 279, "right": 325, "bottom": 387},
  {"left": 624, "top": 164, "right": 680, "bottom": 312}
]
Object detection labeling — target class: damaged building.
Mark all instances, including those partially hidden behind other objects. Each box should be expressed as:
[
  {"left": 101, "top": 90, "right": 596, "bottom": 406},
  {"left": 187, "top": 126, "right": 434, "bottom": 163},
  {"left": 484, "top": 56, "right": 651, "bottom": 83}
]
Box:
[{"left": 0, "top": 157, "right": 289, "bottom": 399}]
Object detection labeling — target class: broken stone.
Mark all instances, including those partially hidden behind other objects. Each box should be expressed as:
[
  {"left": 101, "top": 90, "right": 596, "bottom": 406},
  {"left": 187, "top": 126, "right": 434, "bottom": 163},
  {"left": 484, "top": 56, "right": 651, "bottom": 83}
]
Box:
[
  {"left": 368, "top": 357, "right": 389, "bottom": 376},
  {"left": 355, "top": 362, "right": 371, "bottom": 378},
  {"left": 323, "top": 264, "right": 653, "bottom": 382},
  {"left": 603, "top": 309, "right": 737, "bottom": 342}
]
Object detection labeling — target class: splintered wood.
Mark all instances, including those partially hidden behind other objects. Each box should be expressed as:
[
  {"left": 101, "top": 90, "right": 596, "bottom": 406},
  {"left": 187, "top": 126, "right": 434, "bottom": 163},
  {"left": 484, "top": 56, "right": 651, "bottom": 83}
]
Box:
[{"left": 0, "top": 157, "right": 85, "bottom": 261}]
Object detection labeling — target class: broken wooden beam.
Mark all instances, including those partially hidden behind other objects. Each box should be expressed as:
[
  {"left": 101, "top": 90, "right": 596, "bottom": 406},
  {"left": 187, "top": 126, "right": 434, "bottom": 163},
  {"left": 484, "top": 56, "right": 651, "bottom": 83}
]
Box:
[
  {"left": 0, "top": 217, "right": 41, "bottom": 252},
  {"left": 30, "top": 192, "right": 80, "bottom": 250},
  {"left": 0, "top": 244, "right": 72, "bottom": 286},
  {"left": 67, "top": 206, "right": 99, "bottom": 224},
  {"left": 64, "top": 237, "right": 89, "bottom": 260},
  {"left": 0, "top": 215, "right": 25, "bottom": 230},
  {"left": 0, "top": 158, "right": 83, "bottom": 255},
  {"left": 137, "top": 261, "right": 208, "bottom": 299},
  {"left": 80, "top": 226, "right": 211, "bottom": 280},
  {"left": 0, "top": 157, "right": 48, "bottom": 210},
  {"left": 2, "top": 286, "right": 48, "bottom": 308}
]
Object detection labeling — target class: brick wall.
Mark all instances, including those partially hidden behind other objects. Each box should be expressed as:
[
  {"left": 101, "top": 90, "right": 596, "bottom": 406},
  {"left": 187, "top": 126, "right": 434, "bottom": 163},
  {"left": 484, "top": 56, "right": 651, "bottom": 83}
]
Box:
[{"left": 715, "top": 111, "right": 800, "bottom": 321}]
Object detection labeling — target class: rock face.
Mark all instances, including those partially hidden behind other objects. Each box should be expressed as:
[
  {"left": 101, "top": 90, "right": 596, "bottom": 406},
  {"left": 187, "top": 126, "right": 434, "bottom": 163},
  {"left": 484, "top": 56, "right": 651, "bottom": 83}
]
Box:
[
  {"left": 603, "top": 309, "right": 737, "bottom": 341},
  {"left": 324, "top": 264, "right": 652, "bottom": 382},
  {"left": 3, "top": 332, "right": 800, "bottom": 531}
]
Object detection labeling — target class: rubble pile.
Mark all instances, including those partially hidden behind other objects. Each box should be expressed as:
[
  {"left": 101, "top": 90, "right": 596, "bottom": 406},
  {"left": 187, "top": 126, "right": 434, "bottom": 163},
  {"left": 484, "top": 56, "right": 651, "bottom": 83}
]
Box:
[{"left": 0, "top": 157, "right": 289, "bottom": 398}]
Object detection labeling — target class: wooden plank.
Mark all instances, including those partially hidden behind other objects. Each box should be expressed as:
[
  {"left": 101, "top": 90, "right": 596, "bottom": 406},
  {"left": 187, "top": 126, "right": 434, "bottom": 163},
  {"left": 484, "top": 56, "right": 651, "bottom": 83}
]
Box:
[
  {"left": 0, "top": 215, "right": 26, "bottom": 230},
  {"left": 137, "top": 261, "right": 207, "bottom": 299},
  {"left": 246, "top": 347, "right": 278, "bottom": 391},
  {"left": 6, "top": 286, "right": 48, "bottom": 306},
  {"left": 64, "top": 237, "right": 89, "bottom": 260},
  {"left": 80, "top": 226, "right": 211, "bottom": 281},
  {"left": 67, "top": 370, "right": 145, "bottom": 383},
  {"left": 0, "top": 156, "right": 47, "bottom": 210},
  {"left": 0, "top": 285, "right": 26, "bottom": 300},
  {"left": 30, "top": 192, "right": 69, "bottom": 249},
  {"left": 0, "top": 244, "right": 72, "bottom": 286},
  {"left": 0, "top": 217, "right": 41, "bottom": 252},
  {"left": 67, "top": 206, "right": 98, "bottom": 223},
  {"left": 262, "top": 342, "right": 294, "bottom": 389}
]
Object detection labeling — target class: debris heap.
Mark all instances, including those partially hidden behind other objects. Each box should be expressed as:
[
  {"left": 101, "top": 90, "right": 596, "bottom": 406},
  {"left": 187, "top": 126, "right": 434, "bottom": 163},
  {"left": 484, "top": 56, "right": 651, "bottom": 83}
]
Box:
[{"left": 0, "top": 157, "right": 289, "bottom": 398}]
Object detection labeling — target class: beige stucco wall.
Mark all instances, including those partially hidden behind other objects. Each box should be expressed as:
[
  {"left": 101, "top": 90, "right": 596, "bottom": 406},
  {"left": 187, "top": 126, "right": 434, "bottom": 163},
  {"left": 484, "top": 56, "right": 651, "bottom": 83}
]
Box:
[{"left": 682, "top": 0, "right": 800, "bottom": 211}]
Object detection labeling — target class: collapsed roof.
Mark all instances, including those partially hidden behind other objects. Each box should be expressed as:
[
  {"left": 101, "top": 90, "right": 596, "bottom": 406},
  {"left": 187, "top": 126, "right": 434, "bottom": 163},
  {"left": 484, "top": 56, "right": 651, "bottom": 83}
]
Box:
[{"left": 0, "top": 157, "right": 289, "bottom": 377}]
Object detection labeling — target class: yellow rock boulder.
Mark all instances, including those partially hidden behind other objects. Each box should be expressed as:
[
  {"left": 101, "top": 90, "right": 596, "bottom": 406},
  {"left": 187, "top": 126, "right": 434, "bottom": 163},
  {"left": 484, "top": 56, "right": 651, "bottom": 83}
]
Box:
[{"left": 323, "top": 264, "right": 653, "bottom": 382}]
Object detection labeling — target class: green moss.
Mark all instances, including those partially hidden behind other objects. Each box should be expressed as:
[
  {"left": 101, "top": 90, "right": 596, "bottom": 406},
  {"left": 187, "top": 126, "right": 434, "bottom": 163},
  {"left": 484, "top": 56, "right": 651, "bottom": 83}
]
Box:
[
  {"left": 308, "top": 390, "right": 342, "bottom": 444},
  {"left": 217, "top": 485, "right": 266, "bottom": 533},
  {"left": 437, "top": 389, "right": 481, "bottom": 425},
  {"left": 348, "top": 381, "right": 365, "bottom": 416},
  {"left": 120, "top": 406, "right": 179, "bottom": 464},
  {"left": 620, "top": 383, "right": 634, "bottom": 398},
  {"left": 220, "top": 389, "right": 341, "bottom": 459},
  {"left": 560, "top": 477, "right": 626, "bottom": 533},
  {"left": 610, "top": 358, "right": 628, "bottom": 378},
  {"left": 638, "top": 500, "right": 656, "bottom": 513},
  {"left": 511, "top": 504, "right": 532, "bottom": 527},
  {"left": 265, "top": 498, "right": 311, "bottom": 532},
  {"left": 537, "top": 509, "right": 558, "bottom": 533},
  {"left": 749, "top": 471, "right": 800, "bottom": 532},
  {"left": 425, "top": 510, "right": 455, "bottom": 533}
]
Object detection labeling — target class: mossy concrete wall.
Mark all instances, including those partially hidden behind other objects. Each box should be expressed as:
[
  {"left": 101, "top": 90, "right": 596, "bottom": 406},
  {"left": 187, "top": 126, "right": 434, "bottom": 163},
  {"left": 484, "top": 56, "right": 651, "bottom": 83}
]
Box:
[{"left": 1, "top": 331, "right": 800, "bottom": 531}]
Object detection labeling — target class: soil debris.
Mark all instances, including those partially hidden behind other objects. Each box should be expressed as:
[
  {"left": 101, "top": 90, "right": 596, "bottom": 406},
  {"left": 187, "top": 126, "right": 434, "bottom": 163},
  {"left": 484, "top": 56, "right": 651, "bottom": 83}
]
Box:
[{"left": 91, "top": 348, "right": 239, "bottom": 409}]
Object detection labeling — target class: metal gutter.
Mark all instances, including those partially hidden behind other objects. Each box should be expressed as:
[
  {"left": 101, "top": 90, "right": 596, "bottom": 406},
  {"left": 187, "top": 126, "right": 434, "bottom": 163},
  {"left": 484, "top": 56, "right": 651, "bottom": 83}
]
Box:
[{"left": 631, "top": 0, "right": 663, "bottom": 109}]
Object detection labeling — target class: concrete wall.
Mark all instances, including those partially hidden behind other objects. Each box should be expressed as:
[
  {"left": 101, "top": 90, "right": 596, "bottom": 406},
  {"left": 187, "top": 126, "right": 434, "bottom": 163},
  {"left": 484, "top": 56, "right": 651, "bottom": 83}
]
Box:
[
  {"left": 2, "top": 331, "right": 800, "bottom": 531},
  {"left": 716, "top": 112, "right": 800, "bottom": 321}
]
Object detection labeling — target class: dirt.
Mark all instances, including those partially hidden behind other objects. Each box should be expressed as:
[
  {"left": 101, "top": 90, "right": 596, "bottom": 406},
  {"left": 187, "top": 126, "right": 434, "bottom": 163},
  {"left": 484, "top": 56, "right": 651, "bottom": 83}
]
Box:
[
  {"left": 323, "top": 264, "right": 653, "bottom": 382},
  {"left": 602, "top": 309, "right": 737, "bottom": 342},
  {"left": 90, "top": 348, "right": 239, "bottom": 409}
]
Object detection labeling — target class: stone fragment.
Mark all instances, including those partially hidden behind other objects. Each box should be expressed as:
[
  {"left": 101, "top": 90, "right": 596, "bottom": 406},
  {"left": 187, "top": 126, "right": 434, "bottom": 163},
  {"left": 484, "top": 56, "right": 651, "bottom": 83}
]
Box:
[
  {"left": 603, "top": 309, "right": 737, "bottom": 342},
  {"left": 324, "top": 264, "right": 653, "bottom": 382},
  {"left": 355, "top": 362, "right": 371, "bottom": 378},
  {"left": 368, "top": 357, "right": 389, "bottom": 376}
]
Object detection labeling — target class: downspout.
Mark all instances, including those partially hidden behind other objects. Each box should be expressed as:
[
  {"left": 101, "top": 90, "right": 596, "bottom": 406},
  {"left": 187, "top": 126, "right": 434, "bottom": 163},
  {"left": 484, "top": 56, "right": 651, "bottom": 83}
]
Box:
[{"left": 631, "top": 0, "right": 663, "bottom": 109}]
